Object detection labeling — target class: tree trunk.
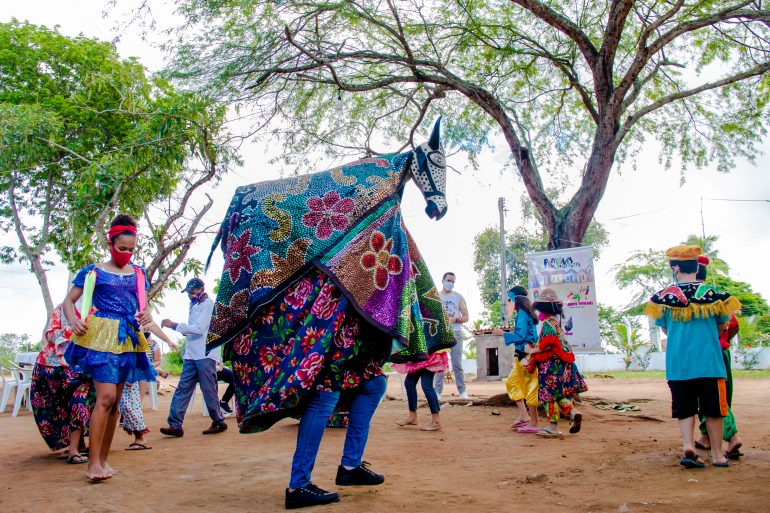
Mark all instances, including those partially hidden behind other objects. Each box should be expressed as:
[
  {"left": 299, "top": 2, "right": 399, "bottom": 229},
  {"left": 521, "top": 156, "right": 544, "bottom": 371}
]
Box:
[{"left": 546, "top": 128, "right": 618, "bottom": 250}]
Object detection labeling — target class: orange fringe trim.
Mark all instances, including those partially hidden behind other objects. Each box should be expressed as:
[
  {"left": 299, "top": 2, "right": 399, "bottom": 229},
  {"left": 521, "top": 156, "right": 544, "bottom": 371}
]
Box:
[{"left": 644, "top": 296, "right": 742, "bottom": 322}]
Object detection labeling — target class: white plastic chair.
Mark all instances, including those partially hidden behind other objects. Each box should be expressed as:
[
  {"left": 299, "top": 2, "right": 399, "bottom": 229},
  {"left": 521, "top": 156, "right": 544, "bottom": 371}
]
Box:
[
  {"left": 385, "top": 372, "right": 407, "bottom": 402},
  {"left": 0, "top": 364, "right": 19, "bottom": 413},
  {"left": 11, "top": 365, "right": 32, "bottom": 417},
  {"left": 187, "top": 380, "right": 231, "bottom": 417},
  {"left": 187, "top": 383, "right": 212, "bottom": 417}
]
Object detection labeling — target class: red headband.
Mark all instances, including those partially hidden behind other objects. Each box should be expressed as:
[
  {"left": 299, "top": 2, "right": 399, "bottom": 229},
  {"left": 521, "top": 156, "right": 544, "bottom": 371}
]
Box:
[{"left": 108, "top": 225, "right": 137, "bottom": 240}]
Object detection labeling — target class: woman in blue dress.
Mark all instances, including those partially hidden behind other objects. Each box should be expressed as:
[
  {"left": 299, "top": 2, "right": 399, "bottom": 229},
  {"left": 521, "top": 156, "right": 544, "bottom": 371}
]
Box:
[{"left": 63, "top": 214, "right": 157, "bottom": 482}]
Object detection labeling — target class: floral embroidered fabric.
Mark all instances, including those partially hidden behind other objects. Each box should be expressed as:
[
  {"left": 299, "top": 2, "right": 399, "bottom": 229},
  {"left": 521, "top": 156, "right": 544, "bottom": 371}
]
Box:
[{"left": 228, "top": 268, "right": 390, "bottom": 433}]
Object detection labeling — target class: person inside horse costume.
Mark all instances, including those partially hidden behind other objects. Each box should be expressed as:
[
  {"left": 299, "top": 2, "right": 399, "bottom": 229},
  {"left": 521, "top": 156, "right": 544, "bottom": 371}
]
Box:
[{"left": 205, "top": 118, "right": 455, "bottom": 509}]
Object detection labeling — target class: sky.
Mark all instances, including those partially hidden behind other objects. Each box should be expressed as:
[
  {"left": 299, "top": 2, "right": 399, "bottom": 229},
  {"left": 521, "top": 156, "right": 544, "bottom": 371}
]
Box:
[{"left": 3, "top": 1, "right": 770, "bottom": 348}]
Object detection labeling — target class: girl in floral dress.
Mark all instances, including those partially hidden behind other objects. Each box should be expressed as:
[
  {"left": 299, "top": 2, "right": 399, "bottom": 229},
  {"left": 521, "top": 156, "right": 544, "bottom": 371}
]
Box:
[
  {"left": 525, "top": 288, "right": 587, "bottom": 437},
  {"left": 31, "top": 303, "right": 95, "bottom": 463}
]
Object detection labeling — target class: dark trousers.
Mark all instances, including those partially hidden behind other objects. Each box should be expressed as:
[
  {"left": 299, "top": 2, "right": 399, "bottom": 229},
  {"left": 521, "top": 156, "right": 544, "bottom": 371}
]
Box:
[
  {"left": 405, "top": 369, "right": 440, "bottom": 414},
  {"left": 217, "top": 367, "right": 235, "bottom": 404}
]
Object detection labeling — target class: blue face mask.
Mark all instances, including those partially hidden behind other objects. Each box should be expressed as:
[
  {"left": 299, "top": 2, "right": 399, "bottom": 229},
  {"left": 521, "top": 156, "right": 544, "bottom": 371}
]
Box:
[
  {"left": 443, "top": 280, "right": 454, "bottom": 292},
  {"left": 189, "top": 290, "right": 206, "bottom": 304}
]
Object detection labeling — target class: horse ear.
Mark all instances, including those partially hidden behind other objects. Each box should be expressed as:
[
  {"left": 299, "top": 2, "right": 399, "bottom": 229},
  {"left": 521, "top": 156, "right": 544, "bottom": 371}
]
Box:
[{"left": 427, "top": 117, "right": 442, "bottom": 150}]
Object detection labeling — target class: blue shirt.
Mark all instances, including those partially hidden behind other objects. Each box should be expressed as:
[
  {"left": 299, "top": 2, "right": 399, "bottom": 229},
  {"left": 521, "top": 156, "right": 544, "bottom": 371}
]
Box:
[
  {"left": 656, "top": 309, "right": 728, "bottom": 381},
  {"left": 503, "top": 309, "right": 538, "bottom": 351}
]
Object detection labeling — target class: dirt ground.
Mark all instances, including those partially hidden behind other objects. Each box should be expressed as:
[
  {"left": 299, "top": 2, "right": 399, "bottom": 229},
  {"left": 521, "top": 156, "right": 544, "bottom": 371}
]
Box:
[{"left": 1, "top": 375, "right": 768, "bottom": 513}]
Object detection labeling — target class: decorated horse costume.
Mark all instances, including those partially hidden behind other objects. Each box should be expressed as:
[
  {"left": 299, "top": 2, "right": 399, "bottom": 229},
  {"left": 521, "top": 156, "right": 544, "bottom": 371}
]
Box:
[{"left": 206, "top": 119, "right": 455, "bottom": 432}]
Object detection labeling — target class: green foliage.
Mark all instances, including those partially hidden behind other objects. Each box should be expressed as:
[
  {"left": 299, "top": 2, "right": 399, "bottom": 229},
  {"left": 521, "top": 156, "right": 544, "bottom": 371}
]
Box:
[
  {"left": 612, "top": 249, "right": 670, "bottom": 310},
  {"left": 0, "top": 332, "right": 39, "bottom": 361},
  {"left": 164, "top": 0, "right": 770, "bottom": 248},
  {"left": 161, "top": 338, "right": 185, "bottom": 376},
  {"left": 736, "top": 316, "right": 770, "bottom": 348},
  {"left": 714, "top": 275, "right": 770, "bottom": 318},
  {"left": 607, "top": 322, "right": 650, "bottom": 370},
  {"left": 0, "top": 20, "right": 236, "bottom": 313},
  {"left": 598, "top": 304, "right": 625, "bottom": 344}
]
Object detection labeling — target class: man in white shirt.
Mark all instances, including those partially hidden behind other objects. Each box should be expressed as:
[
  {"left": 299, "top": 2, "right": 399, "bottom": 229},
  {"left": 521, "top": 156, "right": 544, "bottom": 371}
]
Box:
[
  {"left": 159, "top": 278, "right": 227, "bottom": 436},
  {"left": 434, "top": 272, "right": 470, "bottom": 400}
]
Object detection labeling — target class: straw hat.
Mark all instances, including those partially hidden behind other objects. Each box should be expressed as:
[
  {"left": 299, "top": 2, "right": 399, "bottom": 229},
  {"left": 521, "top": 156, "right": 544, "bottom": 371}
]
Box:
[
  {"left": 534, "top": 288, "right": 562, "bottom": 305},
  {"left": 665, "top": 244, "right": 701, "bottom": 261}
]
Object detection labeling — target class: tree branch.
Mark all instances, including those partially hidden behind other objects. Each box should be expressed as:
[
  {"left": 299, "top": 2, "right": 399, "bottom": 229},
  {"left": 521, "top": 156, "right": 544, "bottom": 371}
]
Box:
[
  {"left": 618, "top": 60, "right": 770, "bottom": 142},
  {"left": 509, "top": 0, "right": 599, "bottom": 66}
]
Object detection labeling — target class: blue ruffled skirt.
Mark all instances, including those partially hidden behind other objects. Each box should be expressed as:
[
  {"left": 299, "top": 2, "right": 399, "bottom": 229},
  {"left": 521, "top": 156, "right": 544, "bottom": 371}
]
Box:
[
  {"left": 64, "top": 344, "right": 157, "bottom": 384},
  {"left": 64, "top": 315, "right": 157, "bottom": 384}
]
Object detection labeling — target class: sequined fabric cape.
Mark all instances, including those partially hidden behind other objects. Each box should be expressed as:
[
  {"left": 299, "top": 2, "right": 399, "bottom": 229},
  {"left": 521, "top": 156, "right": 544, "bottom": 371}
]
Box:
[{"left": 206, "top": 153, "right": 455, "bottom": 361}]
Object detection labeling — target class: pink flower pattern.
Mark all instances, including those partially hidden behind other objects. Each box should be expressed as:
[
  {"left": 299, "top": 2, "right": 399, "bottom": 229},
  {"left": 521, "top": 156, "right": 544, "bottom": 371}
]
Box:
[
  {"left": 301, "top": 191, "right": 354, "bottom": 240},
  {"left": 224, "top": 228, "right": 261, "bottom": 283}
]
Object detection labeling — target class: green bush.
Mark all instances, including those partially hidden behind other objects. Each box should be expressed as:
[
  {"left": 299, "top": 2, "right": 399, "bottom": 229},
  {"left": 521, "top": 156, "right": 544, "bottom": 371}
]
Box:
[{"left": 161, "top": 339, "right": 185, "bottom": 376}]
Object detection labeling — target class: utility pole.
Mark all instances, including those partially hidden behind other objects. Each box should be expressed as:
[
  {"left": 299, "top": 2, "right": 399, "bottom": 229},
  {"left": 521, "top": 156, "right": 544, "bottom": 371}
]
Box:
[{"left": 498, "top": 197, "right": 507, "bottom": 325}]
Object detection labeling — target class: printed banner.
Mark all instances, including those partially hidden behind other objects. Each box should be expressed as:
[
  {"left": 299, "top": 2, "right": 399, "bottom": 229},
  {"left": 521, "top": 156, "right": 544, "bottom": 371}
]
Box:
[{"left": 526, "top": 246, "right": 601, "bottom": 351}]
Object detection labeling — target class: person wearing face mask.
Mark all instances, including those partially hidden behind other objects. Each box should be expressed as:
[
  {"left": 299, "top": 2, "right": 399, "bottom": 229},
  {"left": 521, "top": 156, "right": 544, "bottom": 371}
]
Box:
[
  {"left": 645, "top": 245, "right": 740, "bottom": 469},
  {"left": 159, "top": 277, "right": 228, "bottom": 437},
  {"left": 434, "top": 272, "right": 470, "bottom": 400},
  {"left": 62, "top": 214, "right": 157, "bottom": 482},
  {"left": 525, "top": 288, "right": 587, "bottom": 438}
]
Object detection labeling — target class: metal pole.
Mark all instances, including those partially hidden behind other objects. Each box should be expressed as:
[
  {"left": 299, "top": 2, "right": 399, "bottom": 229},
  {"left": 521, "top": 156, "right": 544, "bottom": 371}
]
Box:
[{"left": 498, "top": 197, "right": 507, "bottom": 325}]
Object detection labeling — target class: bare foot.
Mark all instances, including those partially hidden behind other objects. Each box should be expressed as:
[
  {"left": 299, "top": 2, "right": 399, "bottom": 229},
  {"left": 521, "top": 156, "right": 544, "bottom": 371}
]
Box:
[
  {"left": 396, "top": 417, "right": 418, "bottom": 426},
  {"left": 85, "top": 464, "right": 111, "bottom": 482},
  {"left": 695, "top": 435, "right": 711, "bottom": 450},
  {"left": 101, "top": 462, "right": 118, "bottom": 476},
  {"left": 420, "top": 421, "right": 441, "bottom": 431},
  {"left": 726, "top": 436, "right": 742, "bottom": 456}
]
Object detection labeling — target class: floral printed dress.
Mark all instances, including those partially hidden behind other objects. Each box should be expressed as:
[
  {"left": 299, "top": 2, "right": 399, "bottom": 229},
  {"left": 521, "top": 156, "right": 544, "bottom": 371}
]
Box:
[
  {"left": 31, "top": 304, "right": 95, "bottom": 451},
  {"left": 227, "top": 267, "right": 391, "bottom": 433},
  {"left": 531, "top": 318, "right": 588, "bottom": 421}
]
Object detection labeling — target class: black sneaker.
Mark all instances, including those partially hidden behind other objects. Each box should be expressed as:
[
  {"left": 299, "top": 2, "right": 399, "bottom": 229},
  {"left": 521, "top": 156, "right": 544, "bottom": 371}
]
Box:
[
  {"left": 335, "top": 461, "right": 385, "bottom": 486},
  {"left": 285, "top": 484, "right": 340, "bottom": 509},
  {"left": 220, "top": 401, "right": 233, "bottom": 414}
]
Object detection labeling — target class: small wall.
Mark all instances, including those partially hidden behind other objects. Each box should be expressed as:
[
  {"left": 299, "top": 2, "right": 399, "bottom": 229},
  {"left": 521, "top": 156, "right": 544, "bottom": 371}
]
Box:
[
  {"left": 574, "top": 348, "right": 770, "bottom": 372},
  {"left": 474, "top": 333, "right": 513, "bottom": 380}
]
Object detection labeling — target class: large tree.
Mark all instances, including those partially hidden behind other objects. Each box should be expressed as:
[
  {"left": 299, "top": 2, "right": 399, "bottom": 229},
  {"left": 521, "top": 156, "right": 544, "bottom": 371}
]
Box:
[
  {"left": 0, "top": 21, "right": 236, "bottom": 317},
  {"left": 168, "top": 0, "right": 770, "bottom": 248}
]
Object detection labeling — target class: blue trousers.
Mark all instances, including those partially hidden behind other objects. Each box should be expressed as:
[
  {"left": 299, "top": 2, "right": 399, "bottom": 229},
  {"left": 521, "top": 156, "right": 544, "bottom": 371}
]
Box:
[
  {"left": 405, "top": 369, "right": 441, "bottom": 414},
  {"left": 167, "top": 358, "right": 224, "bottom": 427},
  {"left": 289, "top": 375, "right": 386, "bottom": 489}
]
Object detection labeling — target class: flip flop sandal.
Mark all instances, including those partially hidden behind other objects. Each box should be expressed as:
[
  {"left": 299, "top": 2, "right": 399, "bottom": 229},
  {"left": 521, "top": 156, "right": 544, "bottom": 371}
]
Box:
[
  {"left": 536, "top": 428, "right": 563, "bottom": 438},
  {"left": 66, "top": 454, "right": 88, "bottom": 464},
  {"left": 694, "top": 441, "right": 710, "bottom": 450},
  {"left": 712, "top": 461, "right": 730, "bottom": 468},
  {"left": 125, "top": 443, "right": 152, "bottom": 451},
  {"left": 680, "top": 451, "right": 705, "bottom": 469},
  {"left": 510, "top": 420, "right": 529, "bottom": 429},
  {"left": 516, "top": 427, "right": 540, "bottom": 434},
  {"left": 726, "top": 448, "right": 744, "bottom": 460}
]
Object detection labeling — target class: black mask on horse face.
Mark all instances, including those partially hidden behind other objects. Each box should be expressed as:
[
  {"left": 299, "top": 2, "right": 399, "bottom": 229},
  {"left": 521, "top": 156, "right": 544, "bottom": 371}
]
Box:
[{"left": 410, "top": 118, "right": 447, "bottom": 220}]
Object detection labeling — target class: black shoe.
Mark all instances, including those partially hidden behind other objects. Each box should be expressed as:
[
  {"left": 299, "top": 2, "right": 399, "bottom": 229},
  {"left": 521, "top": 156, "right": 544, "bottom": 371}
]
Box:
[
  {"left": 285, "top": 484, "right": 340, "bottom": 509},
  {"left": 220, "top": 401, "right": 233, "bottom": 414},
  {"left": 202, "top": 421, "right": 228, "bottom": 435},
  {"left": 159, "top": 426, "right": 184, "bottom": 437},
  {"left": 335, "top": 461, "right": 385, "bottom": 486}
]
